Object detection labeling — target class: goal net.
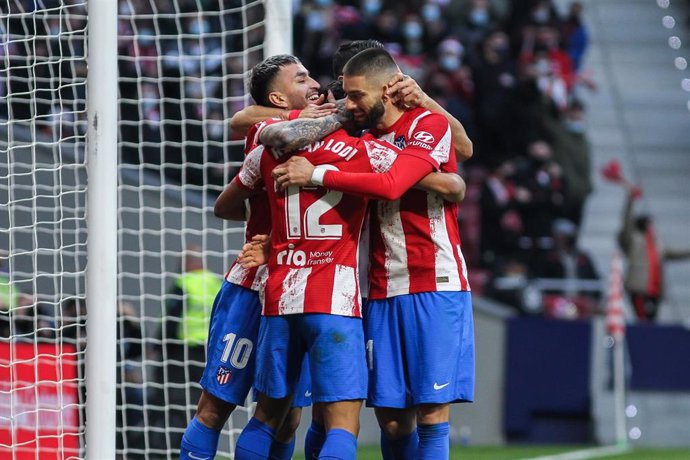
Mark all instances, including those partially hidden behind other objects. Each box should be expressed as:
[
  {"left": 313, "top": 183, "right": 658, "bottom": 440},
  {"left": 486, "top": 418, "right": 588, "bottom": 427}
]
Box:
[{"left": 0, "top": 0, "right": 286, "bottom": 457}]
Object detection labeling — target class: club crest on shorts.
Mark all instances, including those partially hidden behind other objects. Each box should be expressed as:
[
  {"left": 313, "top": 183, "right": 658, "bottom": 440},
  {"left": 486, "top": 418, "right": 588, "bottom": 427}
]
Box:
[{"left": 216, "top": 366, "right": 232, "bottom": 385}]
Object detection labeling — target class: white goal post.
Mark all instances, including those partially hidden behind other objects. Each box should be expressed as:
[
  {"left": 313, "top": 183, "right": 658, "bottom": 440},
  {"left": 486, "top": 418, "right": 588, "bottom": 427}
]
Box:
[{"left": 0, "top": 0, "right": 291, "bottom": 458}]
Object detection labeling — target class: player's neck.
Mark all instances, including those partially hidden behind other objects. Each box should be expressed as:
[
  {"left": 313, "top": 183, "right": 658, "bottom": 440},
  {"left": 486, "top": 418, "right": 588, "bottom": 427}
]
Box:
[{"left": 376, "top": 104, "right": 405, "bottom": 131}]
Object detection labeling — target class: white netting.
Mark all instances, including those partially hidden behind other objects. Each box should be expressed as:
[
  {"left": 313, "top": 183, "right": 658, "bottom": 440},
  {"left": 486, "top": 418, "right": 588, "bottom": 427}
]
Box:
[{"left": 1, "top": 0, "right": 273, "bottom": 457}]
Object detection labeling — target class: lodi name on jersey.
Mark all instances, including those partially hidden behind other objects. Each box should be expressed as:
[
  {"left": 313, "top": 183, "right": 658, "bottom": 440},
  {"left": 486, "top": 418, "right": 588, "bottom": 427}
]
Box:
[{"left": 304, "top": 137, "right": 358, "bottom": 161}]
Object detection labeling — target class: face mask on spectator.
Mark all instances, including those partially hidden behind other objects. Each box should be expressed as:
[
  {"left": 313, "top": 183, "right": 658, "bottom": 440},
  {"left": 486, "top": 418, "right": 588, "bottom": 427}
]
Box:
[
  {"left": 469, "top": 8, "right": 489, "bottom": 26},
  {"left": 535, "top": 58, "right": 550, "bottom": 76},
  {"left": 209, "top": 124, "right": 224, "bottom": 139},
  {"left": 139, "top": 29, "right": 155, "bottom": 46},
  {"left": 440, "top": 55, "right": 460, "bottom": 71},
  {"left": 403, "top": 21, "right": 423, "bottom": 40},
  {"left": 422, "top": 4, "right": 441, "bottom": 22},
  {"left": 189, "top": 19, "right": 210, "bottom": 35},
  {"left": 362, "top": 0, "right": 381, "bottom": 15},
  {"left": 532, "top": 7, "right": 550, "bottom": 24},
  {"left": 565, "top": 120, "right": 586, "bottom": 134},
  {"left": 493, "top": 43, "right": 509, "bottom": 58}
]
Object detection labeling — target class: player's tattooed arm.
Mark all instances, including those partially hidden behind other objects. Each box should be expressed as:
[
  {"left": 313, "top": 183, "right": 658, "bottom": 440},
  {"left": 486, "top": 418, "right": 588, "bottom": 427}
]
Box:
[
  {"left": 259, "top": 99, "right": 352, "bottom": 153},
  {"left": 415, "top": 172, "right": 466, "bottom": 203}
]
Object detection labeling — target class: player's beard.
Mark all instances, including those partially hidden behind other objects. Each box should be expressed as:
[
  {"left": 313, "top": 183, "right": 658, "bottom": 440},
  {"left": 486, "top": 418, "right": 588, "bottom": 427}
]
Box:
[{"left": 354, "top": 98, "right": 385, "bottom": 130}]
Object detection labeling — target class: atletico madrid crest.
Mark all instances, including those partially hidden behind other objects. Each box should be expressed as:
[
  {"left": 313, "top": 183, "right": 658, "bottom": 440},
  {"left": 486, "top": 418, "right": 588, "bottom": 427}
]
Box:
[{"left": 216, "top": 366, "right": 232, "bottom": 385}]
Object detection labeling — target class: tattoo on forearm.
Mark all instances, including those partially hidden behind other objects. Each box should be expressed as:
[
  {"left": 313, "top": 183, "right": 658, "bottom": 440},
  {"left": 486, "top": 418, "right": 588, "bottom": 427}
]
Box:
[{"left": 262, "top": 114, "right": 345, "bottom": 153}]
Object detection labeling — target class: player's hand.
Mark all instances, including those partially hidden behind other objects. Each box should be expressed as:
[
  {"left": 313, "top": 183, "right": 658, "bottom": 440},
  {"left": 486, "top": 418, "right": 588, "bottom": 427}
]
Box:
[
  {"left": 238, "top": 234, "right": 270, "bottom": 268},
  {"left": 298, "top": 100, "right": 337, "bottom": 119},
  {"left": 272, "top": 156, "right": 316, "bottom": 190},
  {"left": 386, "top": 72, "right": 428, "bottom": 109}
]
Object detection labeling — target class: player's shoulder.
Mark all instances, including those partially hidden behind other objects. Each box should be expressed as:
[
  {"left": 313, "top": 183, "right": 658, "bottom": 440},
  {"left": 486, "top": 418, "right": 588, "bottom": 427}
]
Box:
[
  {"left": 245, "top": 117, "right": 283, "bottom": 153},
  {"left": 402, "top": 108, "right": 449, "bottom": 148}
]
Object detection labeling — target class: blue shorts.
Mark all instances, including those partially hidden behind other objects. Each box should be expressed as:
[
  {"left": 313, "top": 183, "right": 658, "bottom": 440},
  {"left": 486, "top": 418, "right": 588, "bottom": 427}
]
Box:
[
  {"left": 200, "top": 281, "right": 312, "bottom": 407},
  {"left": 364, "top": 291, "right": 475, "bottom": 408},
  {"left": 255, "top": 314, "right": 368, "bottom": 403}
]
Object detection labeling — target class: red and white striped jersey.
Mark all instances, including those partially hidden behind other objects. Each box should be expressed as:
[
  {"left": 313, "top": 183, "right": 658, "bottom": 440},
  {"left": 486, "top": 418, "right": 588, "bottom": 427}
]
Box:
[
  {"left": 236, "top": 128, "right": 401, "bottom": 317},
  {"left": 224, "top": 118, "right": 282, "bottom": 290},
  {"left": 367, "top": 107, "right": 470, "bottom": 299}
]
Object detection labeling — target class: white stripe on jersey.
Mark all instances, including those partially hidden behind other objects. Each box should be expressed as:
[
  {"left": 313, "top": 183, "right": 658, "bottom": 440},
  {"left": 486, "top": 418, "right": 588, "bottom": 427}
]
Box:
[
  {"left": 278, "top": 267, "right": 311, "bottom": 315},
  {"left": 251, "top": 265, "right": 268, "bottom": 291},
  {"left": 377, "top": 199, "right": 410, "bottom": 297},
  {"left": 358, "top": 213, "right": 370, "bottom": 298},
  {"left": 429, "top": 126, "right": 452, "bottom": 166},
  {"left": 238, "top": 145, "right": 264, "bottom": 189},
  {"left": 457, "top": 244, "right": 471, "bottom": 291},
  {"left": 427, "top": 193, "right": 461, "bottom": 290},
  {"left": 406, "top": 110, "right": 431, "bottom": 139},
  {"left": 226, "top": 264, "right": 249, "bottom": 286},
  {"left": 331, "top": 264, "right": 358, "bottom": 316},
  {"left": 364, "top": 139, "right": 398, "bottom": 173}
]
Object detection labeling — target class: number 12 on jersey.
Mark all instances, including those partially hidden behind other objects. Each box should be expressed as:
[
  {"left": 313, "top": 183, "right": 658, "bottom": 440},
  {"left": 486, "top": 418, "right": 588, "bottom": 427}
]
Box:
[{"left": 284, "top": 165, "right": 343, "bottom": 240}]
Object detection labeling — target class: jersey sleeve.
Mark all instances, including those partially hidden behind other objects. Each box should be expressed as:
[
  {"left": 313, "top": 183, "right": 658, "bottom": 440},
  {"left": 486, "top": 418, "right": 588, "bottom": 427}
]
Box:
[
  {"left": 402, "top": 111, "right": 453, "bottom": 170},
  {"left": 235, "top": 145, "right": 265, "bottom": 191},
  {"left": 245, "top": 118, "right": 283, "bottom": 153},
  {"left": 319, "top": 139, "right": 434, "bottom": 200}
]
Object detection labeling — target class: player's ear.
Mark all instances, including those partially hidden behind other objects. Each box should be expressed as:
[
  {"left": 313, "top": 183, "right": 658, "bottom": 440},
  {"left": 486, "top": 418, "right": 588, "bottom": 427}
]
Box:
[
  {"left": 381, "top": 85, "right": 390, "bottom": 102},
  {"left": 268, "top": 91, "right": 288, "bottom": 109}
]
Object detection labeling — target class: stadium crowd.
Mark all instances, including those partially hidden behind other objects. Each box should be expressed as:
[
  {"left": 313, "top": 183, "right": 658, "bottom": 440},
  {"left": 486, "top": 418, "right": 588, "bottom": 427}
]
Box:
[
  {"left": 0, "top": 0, "right": 600, "bottom": 317},
  {"left": 294, "top": 0, "right": 601, "bottom": 318}
]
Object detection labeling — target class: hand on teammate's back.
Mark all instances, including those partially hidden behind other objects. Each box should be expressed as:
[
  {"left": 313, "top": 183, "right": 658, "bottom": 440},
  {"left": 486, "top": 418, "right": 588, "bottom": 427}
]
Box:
[
  {"left": 272, "top": 156, "right": 316, "bottom": 190},
  {"left": 386, "top": 72, "right": 429, "bottom": 109},
  {"left": 238, "top": 234, "right": 270, "bottom": 268}
]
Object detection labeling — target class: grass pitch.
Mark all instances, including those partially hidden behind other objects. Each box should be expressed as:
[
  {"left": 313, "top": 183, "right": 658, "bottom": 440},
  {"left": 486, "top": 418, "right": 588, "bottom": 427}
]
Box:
[{"left": 292, "top": 445, "right": 690, "bottom": 459}]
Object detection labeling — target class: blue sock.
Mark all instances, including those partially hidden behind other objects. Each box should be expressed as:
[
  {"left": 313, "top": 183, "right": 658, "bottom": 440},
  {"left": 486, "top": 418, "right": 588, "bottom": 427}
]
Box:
[
  {"left": 180, "top": 416, "right": 221, "bottom": 460},
  {"left": 380, "top": 430, "right": 394, "bottom": 460},
  {"left": 417, "top": 422, "right": 449, "bottom": 460},
  {"left": 387, "top": 430, "right": 419, "bottom": 460},
  {"left": 235, "top": 417, "right": 275, "bottom": 460},
  {"left": 304, "top": 421, "right": 326, "bottom": 459},
  {"left": 318, "top": 428, "right": 357, "bottom": 460},
  {"left": 269, "top": 437, "right": 295, "bottom": 460}
]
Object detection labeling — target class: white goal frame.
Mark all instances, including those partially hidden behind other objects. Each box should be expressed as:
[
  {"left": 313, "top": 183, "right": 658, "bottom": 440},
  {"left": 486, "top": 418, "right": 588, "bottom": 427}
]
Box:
[{"left": 83, "top": 1, "right": 292, "bottom": 457}]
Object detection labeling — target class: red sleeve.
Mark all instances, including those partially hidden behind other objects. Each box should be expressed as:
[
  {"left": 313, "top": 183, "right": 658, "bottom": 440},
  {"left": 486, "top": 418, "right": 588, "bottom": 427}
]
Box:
[
  {"left": 322, "top": 154, "right": 433, "bottom": 200},
  {"left": 287, "top": 109, "right": 301, "bottom": 120},
  {"left": 401, "top": 112, "right": 453, "bottom": 170}
]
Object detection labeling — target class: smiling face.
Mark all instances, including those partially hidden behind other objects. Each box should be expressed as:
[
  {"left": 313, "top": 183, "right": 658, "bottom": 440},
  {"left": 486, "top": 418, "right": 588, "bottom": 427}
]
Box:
[
  {"left": 342, "top": 74, "right": 386, "bottom": 130},
  {"left": 270, "top": 63, "right": 321, "bottom": 110}
]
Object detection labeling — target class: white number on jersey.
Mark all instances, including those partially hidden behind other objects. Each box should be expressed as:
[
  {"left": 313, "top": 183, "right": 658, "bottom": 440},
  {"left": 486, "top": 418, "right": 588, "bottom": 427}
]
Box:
[{"left": 285, "top": 164, "right": 343, "bottom": 240}]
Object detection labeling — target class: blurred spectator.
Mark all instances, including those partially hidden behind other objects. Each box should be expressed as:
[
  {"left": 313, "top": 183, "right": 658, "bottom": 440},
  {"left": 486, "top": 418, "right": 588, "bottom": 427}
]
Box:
[
  {"left": 471, "top": 30, "right": 519, "bottom": 164},
  {"left": 532, "top": 218, "right": 601, "bottom": 319},
  {"left": 149, "top": 246, "right": 221, "bottom": 451},
  {"left": 544, "top": 99, "right": 592, "bottom": 226},
  {"left": 617, "top": 186, "right": 690, "bottom": 322},
  {"left": 515, "top": 140, "right": 567, "bottom": 243},
  {"left": 562, "top": 1, "right": 588, "bottom": 72},
  {"left": 479, "top": 159, "right": 528, "bottom": 267},
  {"left": 0, "top": 256, "right": 19, "bottom": 316},
  {"left": 116, "top": 301, "right": 146, "bottom": 451}
]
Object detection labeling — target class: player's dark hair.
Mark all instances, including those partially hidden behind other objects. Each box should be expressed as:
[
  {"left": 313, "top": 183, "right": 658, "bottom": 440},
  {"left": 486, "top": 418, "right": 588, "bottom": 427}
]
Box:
[
  {"left": 342, "top": 47, "right": 398, "bottom": 79},
  {"left": 332, "top": 39, "right": 384, "bottom": 78},
  {"left": 248, "top": 54, "right": 300, "bottom": 106}
]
